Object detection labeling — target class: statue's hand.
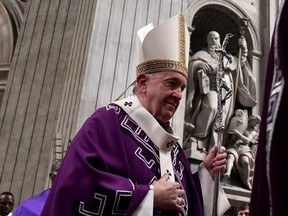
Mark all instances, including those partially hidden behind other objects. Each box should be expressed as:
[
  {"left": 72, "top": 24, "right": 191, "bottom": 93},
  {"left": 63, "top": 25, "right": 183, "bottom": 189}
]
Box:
[
  {"left": 229, "top": 129, "right": 241, "bottom": 136},
  {"left": 238, "top": 36, "right": 248, "bottom": 60},
  {"left": 238, "top": 36, "right": 247, "bottom": 50},
  {"left": 196, "top": 62, "right": 210, "bottom": 73},
  {"left": 228, "top": 129, "right": 236, "bottom": 134}
]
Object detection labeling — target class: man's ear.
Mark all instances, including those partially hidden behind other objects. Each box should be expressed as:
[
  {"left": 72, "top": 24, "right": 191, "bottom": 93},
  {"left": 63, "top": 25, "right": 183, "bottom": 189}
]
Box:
[{"left": 136, "top": 74, "right": 147, "bottom": 90}]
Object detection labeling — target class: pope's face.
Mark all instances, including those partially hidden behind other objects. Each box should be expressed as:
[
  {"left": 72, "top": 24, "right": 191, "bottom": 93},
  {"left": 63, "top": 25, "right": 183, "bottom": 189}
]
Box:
[{"left": 137, "top": 71, "right": 186, "bottom": 123}]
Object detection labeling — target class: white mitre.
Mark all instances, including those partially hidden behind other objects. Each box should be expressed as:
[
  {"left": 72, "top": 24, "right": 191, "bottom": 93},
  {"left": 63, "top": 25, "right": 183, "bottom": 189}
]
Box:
[{"left": 136, "top": 13, "right": 189, "bottom": 78}]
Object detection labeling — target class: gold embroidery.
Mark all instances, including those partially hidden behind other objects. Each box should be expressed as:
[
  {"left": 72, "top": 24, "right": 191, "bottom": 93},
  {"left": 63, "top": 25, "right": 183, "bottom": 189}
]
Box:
[
  {"left": 178, "top": 14, "right": 186, "bottom": 74},
  {"left": 136, "top": 59, "right": 187, "bottom": 77}
]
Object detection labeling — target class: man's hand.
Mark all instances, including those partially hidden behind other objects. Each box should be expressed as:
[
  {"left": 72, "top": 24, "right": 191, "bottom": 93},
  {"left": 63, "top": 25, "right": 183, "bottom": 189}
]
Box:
[
  {"left": 152, "top": 173, "right": 185, "bottom": 212},
  {"left": 203, "top": 145, "right": 227, "bottom": 179}
]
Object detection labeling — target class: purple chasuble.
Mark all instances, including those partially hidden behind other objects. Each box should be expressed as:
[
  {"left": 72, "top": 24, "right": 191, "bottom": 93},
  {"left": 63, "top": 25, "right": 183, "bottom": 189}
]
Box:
[
  {"left": 41, "top": 104, "right": 204, "bottom": 215},
  {"left": 13, "top": 189, "right": 50, "bottom": 216},
  {"left": 250, "top": 1, "right": 288, "bottom": 215}
]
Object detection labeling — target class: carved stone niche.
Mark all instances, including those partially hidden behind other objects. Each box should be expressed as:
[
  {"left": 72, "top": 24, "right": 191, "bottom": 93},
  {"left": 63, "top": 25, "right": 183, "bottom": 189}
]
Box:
[
  {"left": 0, "top": 2, "right": 14, "bottom": 63},
  {"left": 183, "top": 5, "right": 259, "bottom": 208}
]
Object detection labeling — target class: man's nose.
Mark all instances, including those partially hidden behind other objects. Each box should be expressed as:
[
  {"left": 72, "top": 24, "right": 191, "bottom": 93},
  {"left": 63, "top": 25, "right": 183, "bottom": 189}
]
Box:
[{"left": 173, "top": 88, "right": 182, "bottom": 100}]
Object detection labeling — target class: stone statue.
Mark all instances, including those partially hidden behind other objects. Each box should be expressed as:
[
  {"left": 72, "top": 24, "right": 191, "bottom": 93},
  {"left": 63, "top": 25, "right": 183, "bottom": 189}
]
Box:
[
  {"left": 184, "top": 31, "right": 257, "bottom": 156},
  {"left": 223, "top": 112, "right": 261, "bottom": 190}
]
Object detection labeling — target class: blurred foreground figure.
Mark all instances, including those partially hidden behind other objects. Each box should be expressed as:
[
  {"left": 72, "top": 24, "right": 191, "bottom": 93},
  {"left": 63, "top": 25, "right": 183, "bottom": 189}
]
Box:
[
  {"left": 12, "top": 160, "right": 61, "bottom": 216},
  {"left": 250, "top": 0, "right": 288, "bottom": 215},
  {"left": 237, "top": 203, "right": 249, "bottom": 216}
]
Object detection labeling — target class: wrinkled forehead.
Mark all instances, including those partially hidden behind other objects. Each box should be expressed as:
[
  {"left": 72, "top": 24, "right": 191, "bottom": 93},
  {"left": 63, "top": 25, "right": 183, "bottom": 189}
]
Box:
[
  {"left": 148, "top": 71, "right": 187, "bottom": 89},
  {"left": 152, "top": 70, "right": 187, "bottom": 80}
]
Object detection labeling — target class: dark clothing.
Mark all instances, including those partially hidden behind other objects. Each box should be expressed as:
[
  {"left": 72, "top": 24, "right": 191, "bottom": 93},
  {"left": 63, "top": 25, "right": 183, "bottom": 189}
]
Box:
[{"left": 250, "top": 1, "right": 288, "bottom": 215}]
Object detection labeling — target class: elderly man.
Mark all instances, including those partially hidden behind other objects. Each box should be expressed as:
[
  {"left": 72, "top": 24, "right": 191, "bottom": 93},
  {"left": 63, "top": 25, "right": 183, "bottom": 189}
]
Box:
[
  {"left": 185, "top": 31, "right": 257, "bottom": 152},
  {"left": 41, "top": 14, "right": 229, "bottom": 216}
]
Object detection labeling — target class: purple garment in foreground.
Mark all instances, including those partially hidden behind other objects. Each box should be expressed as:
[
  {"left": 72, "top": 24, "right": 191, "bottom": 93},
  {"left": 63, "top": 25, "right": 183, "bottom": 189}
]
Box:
[
  {"left": 13, "top": 189, "right": 50, "bottom": 216},
  {"left": 41, "top": 104, "right": 204, "bottom": 215},
  {"left": 250, "top": 1, "right": 288, "bottom": 215}
]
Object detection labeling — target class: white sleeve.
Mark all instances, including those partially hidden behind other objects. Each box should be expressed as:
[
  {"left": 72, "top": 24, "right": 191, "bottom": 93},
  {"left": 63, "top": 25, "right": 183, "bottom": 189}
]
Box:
[
  {"left": 131, "top": 185, "right": 154, "bottom": 216},
  {"left": 198, "top": 163, "right": 231, "bottom": 216}
]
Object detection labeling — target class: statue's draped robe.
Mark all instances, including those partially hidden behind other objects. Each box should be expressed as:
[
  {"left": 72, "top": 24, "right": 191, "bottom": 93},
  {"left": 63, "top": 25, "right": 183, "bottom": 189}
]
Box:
[{"left": 185, "top": 49, "right": 257, "bottom": 148}]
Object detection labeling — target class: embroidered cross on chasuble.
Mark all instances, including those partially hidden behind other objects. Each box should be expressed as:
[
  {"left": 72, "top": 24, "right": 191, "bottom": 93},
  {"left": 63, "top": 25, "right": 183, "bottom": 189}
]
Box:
[{"left": 113, "top": 95, "right": 179, "bottom": 182}]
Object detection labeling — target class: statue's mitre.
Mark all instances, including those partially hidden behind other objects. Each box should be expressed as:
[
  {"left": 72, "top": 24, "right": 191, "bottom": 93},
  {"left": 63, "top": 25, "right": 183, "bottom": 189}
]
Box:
[{"left": 136, "top": 13, "right": 189, "bottom": 78}]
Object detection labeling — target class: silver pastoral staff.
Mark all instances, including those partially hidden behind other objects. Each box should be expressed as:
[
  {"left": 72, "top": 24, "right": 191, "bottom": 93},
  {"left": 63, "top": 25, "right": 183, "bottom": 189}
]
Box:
[{"left": 212, "top": 33, "right": 233, "bottom": 216}]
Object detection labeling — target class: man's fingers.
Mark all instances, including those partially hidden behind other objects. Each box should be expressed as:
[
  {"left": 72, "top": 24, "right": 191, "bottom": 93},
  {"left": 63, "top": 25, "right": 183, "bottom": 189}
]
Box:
[{"left": 159, "top": 173, "right": 169, "bottom": 182}]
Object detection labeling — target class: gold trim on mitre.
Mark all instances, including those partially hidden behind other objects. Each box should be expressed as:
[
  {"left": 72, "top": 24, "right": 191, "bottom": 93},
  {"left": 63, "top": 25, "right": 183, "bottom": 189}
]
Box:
[{"left": 136, "top": 14, "right": 189, "bottom": 78}]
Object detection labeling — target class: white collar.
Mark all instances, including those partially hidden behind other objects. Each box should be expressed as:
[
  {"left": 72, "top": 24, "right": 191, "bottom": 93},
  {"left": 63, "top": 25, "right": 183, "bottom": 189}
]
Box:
[
  {"left": 113, "top": 95, "right": 178, "bottom": 181},
  {"left": 112, "top": 95, "right": 179, "bottom": 150}
]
